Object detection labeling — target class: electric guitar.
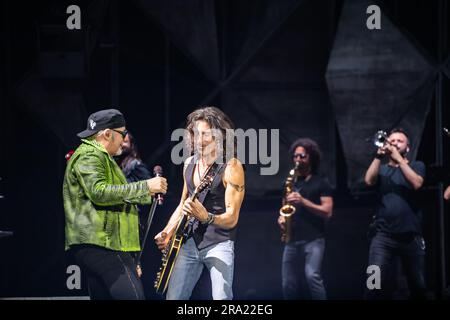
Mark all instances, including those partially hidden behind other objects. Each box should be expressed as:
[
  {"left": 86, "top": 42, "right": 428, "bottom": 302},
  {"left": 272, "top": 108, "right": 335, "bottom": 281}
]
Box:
[{"left": 154, "top": 165, "right": 215, "bottom": 294}]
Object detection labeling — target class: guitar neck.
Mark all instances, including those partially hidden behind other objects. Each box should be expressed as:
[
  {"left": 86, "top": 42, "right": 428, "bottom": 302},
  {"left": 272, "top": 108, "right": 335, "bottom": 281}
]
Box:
[
  {"left": 175, "top": 163, "right": 216, "bottom": 236},
  {"left": 173, "top": 191, "right": 200, "bottom": 237},
  {"left": 189, "top": 190, "right": 201, "bottom": 201}
]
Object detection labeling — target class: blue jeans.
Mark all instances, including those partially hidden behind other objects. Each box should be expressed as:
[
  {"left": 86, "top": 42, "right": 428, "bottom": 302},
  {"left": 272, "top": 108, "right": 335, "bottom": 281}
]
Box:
[
  {"left": 166, "top": 237, "right": 234, "bottom": 300},
  {"left": 281, "top": 238, "right": 327, "bottom": 300},
  {"left": 365, "top": 232, "right": 426, "bottom": 299}
]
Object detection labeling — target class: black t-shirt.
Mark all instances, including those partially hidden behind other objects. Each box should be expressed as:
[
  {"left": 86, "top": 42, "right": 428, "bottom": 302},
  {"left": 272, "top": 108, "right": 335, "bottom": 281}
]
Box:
[
  {"left": 291, "top": 174, "right": 333, "bottom": 241},
  {"left": 375, "top": 161, "right": 425, "bottom": 235}
]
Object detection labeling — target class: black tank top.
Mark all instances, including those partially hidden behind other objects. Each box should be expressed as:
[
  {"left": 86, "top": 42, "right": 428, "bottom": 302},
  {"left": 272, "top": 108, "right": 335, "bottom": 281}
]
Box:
[{"left": 184, "top": 157, "right": 237, "bottom": 249}]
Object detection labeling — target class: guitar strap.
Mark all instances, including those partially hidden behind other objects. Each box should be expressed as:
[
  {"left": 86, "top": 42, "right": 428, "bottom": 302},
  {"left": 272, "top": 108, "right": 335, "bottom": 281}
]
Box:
[
  {"left": 186, "top": 154, "right": 225, "bottom": 203},
  {"left": 197, "top": 162, "right": 225, "bottom": 203}
]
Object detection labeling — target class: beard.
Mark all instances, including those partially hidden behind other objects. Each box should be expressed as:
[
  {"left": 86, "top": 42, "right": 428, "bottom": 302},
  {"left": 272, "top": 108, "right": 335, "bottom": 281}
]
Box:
[
  {"left": 118, "top": 146, "right": 131, "bottom": 158},
  {"left": 114, "top": 146, "right": 123, "bottom": 157},
  {"left": 399, "top": 149, "right": 408, "bottom": 157},
  {"left": 298, "top": 161, "right": 309, "bottom": 171},
  {"left": 395, "top": 146, "right": 408, "bottom": 157}
]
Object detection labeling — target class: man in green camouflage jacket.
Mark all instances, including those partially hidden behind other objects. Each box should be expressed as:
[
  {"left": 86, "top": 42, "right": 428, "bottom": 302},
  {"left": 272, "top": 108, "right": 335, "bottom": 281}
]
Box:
[{"left": 63, "top": 109, "right": 167, "bottom": 300}]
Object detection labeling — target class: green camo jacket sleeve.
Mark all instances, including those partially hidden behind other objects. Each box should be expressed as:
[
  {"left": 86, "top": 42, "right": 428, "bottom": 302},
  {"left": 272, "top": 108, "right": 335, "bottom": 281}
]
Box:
[{"left": 74, "top": 152, "right": 152, "bottom": 206}]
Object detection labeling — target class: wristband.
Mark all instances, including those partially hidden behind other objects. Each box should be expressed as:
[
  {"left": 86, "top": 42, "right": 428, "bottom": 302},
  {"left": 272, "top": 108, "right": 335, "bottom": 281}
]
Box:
[
  {"left": 374, "top": 153, "right": 383, "bottom": 160},
  {"left": 202, "top": 212, "right": 215, "bottom": 225}
]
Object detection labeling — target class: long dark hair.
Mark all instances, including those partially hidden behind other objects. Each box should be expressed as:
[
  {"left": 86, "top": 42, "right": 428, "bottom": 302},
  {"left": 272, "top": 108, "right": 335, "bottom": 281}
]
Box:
[
  {"left": 117, "top": 132, "right": 142, "bottom": 170},
  {"left": 289, "top": 138, "right": 322, "bottom": 174},
  {"left": 185, "top": 106, "right": 236, "bottom": 162}
]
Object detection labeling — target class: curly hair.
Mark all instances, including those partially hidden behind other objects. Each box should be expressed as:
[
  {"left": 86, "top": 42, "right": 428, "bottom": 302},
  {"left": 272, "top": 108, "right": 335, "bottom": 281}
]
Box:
[
  {"left": 289, "top": 138, "right": 322, "bottom": 174},
  {"left": 185, "top": 106, "right": 236, "bottom": 161}
]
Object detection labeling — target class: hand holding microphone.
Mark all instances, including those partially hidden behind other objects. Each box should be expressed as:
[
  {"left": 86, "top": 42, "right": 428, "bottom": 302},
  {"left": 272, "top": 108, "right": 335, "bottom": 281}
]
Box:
[
  {"left": 146, "top": 165, "right": 167, "bottom": 202},
  {"left": 153, "top": 165, "right": 165, "bottom": 205},
  {"left": 138, "top": 166, "right": 167, "bottom": 268}
]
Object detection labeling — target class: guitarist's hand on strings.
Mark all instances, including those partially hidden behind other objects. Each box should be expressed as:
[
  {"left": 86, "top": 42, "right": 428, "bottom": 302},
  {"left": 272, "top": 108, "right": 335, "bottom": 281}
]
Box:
[
  {"left": 154, "top": 231, "right": 170, "bottom": 251},
  {"left": 183, "top": 198, "right": 209, "bottom": 223}
]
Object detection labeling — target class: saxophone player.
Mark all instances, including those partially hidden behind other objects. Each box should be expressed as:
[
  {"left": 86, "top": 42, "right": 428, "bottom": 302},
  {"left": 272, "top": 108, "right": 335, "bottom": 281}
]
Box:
[{"left": 277, "top": 138, "right": 333, "bottom": 300}]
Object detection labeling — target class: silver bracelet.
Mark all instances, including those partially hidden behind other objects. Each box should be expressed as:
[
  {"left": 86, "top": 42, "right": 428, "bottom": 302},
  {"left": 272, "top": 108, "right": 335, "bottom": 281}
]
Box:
[{"left": 202, "top": 212, "right": 215, "bottom": 225}]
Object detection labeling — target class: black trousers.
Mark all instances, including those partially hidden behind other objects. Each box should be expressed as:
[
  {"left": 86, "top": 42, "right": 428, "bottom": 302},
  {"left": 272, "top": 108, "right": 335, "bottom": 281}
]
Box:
[
  {"left": 365, "top": 232, "right": 427, "bottom": 300},
  {"left": 71, "top": 244, "right": 145, "bottom": 300}
]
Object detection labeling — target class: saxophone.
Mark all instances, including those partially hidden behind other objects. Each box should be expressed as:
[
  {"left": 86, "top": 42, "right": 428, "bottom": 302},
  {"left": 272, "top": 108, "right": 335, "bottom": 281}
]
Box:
[{"left": 279, "top": 161, "right": 300, "bottom": 243}]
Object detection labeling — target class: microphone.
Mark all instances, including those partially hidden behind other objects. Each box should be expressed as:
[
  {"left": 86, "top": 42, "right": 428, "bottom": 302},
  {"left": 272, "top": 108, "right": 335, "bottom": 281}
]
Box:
[
  {"left": 443, "top": 127, "right": 450, "bottom": 138},
  {"left": 153, "top": 165, "right": 164, "bottom": 205}
]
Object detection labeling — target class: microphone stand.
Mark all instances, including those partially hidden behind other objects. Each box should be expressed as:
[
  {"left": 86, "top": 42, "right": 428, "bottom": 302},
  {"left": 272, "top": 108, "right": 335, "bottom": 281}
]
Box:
[{"left": 137, "top": 196, "right": 159, "bottom": 268}]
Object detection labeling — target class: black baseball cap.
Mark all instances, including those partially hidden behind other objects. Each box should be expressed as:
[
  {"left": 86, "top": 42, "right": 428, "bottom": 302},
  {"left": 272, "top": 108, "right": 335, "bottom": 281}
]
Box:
[{"left": 77, "top": 109, "right": 126, "bottom": 138}]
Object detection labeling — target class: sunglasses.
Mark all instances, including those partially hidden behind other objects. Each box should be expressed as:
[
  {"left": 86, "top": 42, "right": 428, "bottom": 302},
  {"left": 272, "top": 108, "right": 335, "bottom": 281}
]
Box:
[
  {"left": 111, "top": 129, "right": 128, "bottom": 139},
  {"left": 293, "top": 153, "right": 308, "bottom": 159}
]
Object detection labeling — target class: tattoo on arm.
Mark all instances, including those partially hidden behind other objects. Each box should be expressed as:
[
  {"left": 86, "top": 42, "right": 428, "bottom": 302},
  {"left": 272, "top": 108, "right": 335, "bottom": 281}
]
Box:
[{"left": 228, "top": 181, "right": 245, "bottom": 192}]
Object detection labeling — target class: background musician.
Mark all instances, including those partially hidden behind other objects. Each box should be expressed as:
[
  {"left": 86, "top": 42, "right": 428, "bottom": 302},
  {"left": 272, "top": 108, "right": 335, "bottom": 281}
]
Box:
[{"left": 278, "top": 138, "right": 333, "bottom": 300}]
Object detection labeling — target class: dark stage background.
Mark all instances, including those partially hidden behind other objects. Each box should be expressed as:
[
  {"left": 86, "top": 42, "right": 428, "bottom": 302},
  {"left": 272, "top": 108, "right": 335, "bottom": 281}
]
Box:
[{"left": 0, "top": 0, "right": 449, "bottom": 299}]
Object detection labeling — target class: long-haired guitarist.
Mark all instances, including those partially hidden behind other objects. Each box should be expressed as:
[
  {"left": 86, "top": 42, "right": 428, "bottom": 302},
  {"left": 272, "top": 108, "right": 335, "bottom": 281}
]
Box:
[{"left": 154, "top": 106, "right": 245, "bottom": 300}]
